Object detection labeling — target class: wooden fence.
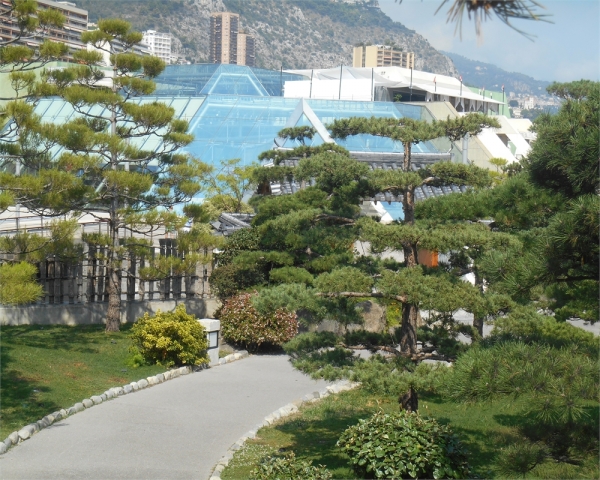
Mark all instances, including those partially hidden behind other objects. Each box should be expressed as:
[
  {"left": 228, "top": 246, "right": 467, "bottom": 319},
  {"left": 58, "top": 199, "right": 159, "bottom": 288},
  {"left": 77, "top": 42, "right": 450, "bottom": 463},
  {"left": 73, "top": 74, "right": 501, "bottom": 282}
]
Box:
[{"left": 34, "top": 239, "right": 213, "bottom": 305}]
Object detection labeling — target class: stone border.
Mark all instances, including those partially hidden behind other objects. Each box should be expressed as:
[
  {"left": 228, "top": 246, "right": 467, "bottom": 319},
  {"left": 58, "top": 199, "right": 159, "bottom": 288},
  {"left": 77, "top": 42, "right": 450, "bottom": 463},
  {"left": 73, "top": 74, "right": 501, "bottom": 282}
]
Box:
[
  {"left": 0, "top": 350, "right": 250, "bottom": 456},
  {"left": 209, "top": 379, "right": 360, "bottom": 480}
]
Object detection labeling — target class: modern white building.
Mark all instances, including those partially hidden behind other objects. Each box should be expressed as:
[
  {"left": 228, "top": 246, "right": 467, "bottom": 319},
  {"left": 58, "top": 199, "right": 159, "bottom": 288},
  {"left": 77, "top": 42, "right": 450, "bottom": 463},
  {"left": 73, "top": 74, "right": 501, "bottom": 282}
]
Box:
[{"left": 142, "top": 30, "right": 172, "bottom": 64}]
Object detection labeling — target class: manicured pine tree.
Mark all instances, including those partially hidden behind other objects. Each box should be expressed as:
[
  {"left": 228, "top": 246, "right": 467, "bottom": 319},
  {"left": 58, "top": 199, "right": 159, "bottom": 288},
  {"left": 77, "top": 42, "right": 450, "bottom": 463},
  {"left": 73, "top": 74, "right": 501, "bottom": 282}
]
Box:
[
  {"left": 327, "top": 113, "right": 501, "bottom": 352},
  {"left": 0, "top": 20, "right": 211, "bottom": 330}
]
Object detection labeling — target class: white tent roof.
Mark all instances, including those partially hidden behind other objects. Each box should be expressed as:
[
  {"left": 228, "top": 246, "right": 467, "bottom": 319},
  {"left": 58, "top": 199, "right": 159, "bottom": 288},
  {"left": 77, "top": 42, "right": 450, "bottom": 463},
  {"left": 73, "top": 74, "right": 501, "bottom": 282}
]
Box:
[{"left": 285, "top": 66, "right": 504, "bottom": 105}]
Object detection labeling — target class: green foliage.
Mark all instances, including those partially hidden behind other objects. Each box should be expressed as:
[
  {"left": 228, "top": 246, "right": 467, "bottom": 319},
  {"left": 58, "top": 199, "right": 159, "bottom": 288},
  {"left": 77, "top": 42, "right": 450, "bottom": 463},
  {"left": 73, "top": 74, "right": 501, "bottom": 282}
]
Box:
[
  {"left": 206, "top": 158, "right": 257, "bottom": 214},
  {"left": 129, "top": 305, "right": 208, "bottom": 368},
  {"left": 209, "top": 263, "right": 266, "bottom": 300},
  {"left": 216, "top": 292, "right": 298, "bottom": 351},
  {"left": 250, "top": 452, "right": 332, "bottom": 480},
  {"left": 283, "top": 331, "right": 338, "bottom": 358},
  {"left": 269, "top": 266, "right": 314, "bottom": 286},
  {"left": 526, "top": 82, "right": 599, "bottom": 198},
  {"left": 489, "top": 308, "right": 599, "bottom": 355},
  {"left": 0, "top": 261, "right": 43, "bottom": 305},
  {"left": 337, "top": 410, "right": 470, "bottom": 479},
  {"left": 494, "top": 441, "right": 548, "bottom": 478},
  {"left": 215, "top": 227, "right": 261, "bottom": 266}
]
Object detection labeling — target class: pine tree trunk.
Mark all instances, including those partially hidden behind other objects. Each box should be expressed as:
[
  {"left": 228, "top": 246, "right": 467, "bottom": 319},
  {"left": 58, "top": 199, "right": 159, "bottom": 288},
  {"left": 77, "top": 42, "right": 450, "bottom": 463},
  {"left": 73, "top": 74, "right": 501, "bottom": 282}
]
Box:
[
  {"left": 399, "top": 303, "right": 419, "bottom": 353},
  {"left": 399, "top": 386, "right": 418, "bottom": 412},
  {"left": 473, "top": 315, "right": 484, "bottom": 338},
  {"left": 399, "top": 141, "right": 419, "bottom": 353},
  {"left": 105, "top": 208, "right": 121, "bottom": 332},
  {"left": 105, "top": 262, "right": 121, "bottom": 332}
]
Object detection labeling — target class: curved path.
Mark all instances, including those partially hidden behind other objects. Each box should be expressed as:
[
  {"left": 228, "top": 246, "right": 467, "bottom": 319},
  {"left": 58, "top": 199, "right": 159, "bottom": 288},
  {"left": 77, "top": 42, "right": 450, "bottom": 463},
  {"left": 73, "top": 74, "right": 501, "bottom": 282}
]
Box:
[{"left": 0, "top": 355, "right": 330, "bottom": 480}]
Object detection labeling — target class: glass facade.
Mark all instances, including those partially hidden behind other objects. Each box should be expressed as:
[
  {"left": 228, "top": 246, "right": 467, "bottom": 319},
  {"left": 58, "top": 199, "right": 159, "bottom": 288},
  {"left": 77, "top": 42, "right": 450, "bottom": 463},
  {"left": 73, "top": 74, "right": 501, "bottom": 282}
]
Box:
[{"left": 15, "top": 65, "right": 445, "bottom": 169}]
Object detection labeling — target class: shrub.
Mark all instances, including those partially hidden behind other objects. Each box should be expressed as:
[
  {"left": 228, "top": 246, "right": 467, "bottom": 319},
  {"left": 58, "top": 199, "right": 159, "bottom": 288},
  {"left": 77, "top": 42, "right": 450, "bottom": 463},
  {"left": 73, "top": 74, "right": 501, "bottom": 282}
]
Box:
[
  {"left": 130, "top": 305, "right": 208, "bottom": 367},
  {"left": 494, "top": 441, "right": 548, "bottom": 477},
  {"left": 216, "top": 292, "right": 298, "bottom": 351},
  {"left": 337, "top": 410, "right": 470, "bottom": 479},
  {"left": 209, "top": 263, "right": 265, "bottom": 300},
  {"left": 251, "top": 452, "right": 332, "bottom": 480}
]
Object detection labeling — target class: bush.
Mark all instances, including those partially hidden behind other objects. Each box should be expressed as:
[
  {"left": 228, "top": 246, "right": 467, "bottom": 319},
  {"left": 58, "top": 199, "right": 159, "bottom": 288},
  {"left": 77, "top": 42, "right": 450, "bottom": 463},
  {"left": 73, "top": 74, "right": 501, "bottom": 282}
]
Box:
[
  {"left": 337, "top": 410, "right": 470, "bottom": 479},
  {"left": 494, "top": 441, "right": 548, "bottom": 477},
  {"left": 209, "top": 263, "right": 265, "bottom": 300},
  {"left": 130, "top": 305, "right": 208, "bottom": 368},
  {"left": 251, "top": 452, "right": 332, "bottom": 480},
  {"left": 216, "top": 292, "right": 298, "bottom": 351}
]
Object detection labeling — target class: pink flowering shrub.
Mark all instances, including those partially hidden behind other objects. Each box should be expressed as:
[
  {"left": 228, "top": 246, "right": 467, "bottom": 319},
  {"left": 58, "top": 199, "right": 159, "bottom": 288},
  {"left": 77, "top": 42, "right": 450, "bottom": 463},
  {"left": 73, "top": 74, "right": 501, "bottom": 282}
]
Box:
[{"left": 216, "top": 292, "right": 298, "bottom": 351}]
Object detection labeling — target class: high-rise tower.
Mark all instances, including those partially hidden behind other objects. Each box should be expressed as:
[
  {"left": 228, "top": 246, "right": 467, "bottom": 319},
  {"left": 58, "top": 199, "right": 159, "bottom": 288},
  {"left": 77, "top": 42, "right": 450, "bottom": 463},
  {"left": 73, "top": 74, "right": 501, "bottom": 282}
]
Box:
[{"left": 210, "top": 12, "right": 255, "bottom": 66}]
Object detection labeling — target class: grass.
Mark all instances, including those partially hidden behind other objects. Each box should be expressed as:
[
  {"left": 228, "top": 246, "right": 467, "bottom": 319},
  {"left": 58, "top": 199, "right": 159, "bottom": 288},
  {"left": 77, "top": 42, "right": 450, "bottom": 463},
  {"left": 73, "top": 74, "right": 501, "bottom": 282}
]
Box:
[
  {"left": 221, "top": 388, "right": 600, "bottom": 480},
  {"left": 0, "top": 323, "right": 166, "bottom": 440}
]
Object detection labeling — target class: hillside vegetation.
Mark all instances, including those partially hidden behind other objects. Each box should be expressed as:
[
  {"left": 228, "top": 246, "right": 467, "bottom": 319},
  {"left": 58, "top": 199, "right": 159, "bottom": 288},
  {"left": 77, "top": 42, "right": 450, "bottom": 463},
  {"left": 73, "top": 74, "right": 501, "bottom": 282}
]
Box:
[
  {"left": 443, "top": 51, "right": 551, "bottom": 94},
  {"left": 76, "top": 0, "right": 458, "bottom": 74}
]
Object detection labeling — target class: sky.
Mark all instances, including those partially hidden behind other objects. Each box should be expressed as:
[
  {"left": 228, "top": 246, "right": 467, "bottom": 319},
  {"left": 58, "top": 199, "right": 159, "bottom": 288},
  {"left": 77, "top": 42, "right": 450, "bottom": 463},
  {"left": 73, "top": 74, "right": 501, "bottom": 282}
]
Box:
[{"left": 377, "top": 0, "right": 599, "bottom": 82}]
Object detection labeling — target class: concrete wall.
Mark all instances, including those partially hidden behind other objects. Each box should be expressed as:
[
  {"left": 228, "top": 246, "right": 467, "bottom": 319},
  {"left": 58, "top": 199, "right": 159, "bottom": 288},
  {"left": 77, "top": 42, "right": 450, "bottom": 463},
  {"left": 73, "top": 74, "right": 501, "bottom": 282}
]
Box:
[{"left": 0, "top": 298, "right": 221, "bottom": 326}]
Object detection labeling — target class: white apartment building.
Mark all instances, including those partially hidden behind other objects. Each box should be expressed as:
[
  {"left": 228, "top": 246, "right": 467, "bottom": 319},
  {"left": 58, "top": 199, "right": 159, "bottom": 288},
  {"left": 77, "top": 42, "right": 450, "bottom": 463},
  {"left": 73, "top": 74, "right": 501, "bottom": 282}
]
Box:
[{"left": 142, "top": 30, "right": 172, "bottom": 64}]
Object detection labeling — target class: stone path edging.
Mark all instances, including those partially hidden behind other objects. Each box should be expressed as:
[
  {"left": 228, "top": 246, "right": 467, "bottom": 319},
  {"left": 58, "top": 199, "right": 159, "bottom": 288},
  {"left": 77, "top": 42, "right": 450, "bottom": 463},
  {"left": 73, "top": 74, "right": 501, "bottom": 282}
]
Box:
[
  {"left": 0, "top": 350, "right": 250, "bottom": 456},
  {"left": 208, "top": 379, "right": 360, "bottom": 480}
]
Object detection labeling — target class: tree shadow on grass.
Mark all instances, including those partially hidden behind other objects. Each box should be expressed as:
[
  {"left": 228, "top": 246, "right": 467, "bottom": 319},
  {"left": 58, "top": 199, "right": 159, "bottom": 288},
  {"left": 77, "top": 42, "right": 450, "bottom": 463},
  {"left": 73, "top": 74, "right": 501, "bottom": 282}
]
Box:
[
  {"left": 1, "top": 324, "right": 110, "bottom": 354},
  {"left": 0, "top": 342, "right": 61, "bottom": 436}
]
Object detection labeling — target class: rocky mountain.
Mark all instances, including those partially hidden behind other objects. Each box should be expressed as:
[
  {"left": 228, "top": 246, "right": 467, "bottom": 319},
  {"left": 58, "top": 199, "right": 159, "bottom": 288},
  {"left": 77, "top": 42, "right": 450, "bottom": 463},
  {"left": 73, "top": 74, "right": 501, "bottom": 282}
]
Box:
[
  {"left": 443, "top": 51, "right": 551, "bottom": 95},
  {"left": 76, "top": 0, "right": 458, "bottom": 76}
]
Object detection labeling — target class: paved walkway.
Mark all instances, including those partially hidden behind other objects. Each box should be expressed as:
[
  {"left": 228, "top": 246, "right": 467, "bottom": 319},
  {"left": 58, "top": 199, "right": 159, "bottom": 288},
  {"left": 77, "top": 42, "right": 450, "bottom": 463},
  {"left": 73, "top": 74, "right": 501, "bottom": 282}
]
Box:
[{"left": 0, "top": 355, "right": 330, "bottom": 480}]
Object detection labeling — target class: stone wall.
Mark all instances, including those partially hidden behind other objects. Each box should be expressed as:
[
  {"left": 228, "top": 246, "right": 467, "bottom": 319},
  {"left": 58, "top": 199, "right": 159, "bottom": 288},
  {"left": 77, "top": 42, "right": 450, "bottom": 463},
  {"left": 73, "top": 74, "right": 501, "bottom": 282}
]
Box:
[{"left": 0, "top": 298, "right": 220, "bottom": 326}]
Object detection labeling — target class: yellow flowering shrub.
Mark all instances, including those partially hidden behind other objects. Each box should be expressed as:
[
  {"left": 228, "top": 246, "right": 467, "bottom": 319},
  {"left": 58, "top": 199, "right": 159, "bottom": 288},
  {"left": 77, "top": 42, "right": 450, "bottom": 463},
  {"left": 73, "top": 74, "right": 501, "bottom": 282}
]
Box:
[{"left": 130, "top": 305, "right": 208, "bottom": 367}]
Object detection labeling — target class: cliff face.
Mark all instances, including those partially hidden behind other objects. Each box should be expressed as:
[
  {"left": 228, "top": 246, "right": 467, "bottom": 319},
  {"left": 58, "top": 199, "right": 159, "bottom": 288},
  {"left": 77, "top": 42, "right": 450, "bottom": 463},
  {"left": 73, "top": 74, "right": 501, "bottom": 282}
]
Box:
[{"left": 78, "top": 0, "right": 458, "bottom": 77}]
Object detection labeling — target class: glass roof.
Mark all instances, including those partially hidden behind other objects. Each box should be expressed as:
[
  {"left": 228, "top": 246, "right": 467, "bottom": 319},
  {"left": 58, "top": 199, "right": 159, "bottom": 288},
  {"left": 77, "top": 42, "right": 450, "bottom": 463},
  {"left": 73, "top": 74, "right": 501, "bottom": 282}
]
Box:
[
  {"left": 154, "top": 64, "right": 306, "bottom": 97},
  {"left": 10, "top": 65, "right": 445, "bottom": 169},
  {"left": 23, "top": 94, "right": 442, "bottom": 167}
]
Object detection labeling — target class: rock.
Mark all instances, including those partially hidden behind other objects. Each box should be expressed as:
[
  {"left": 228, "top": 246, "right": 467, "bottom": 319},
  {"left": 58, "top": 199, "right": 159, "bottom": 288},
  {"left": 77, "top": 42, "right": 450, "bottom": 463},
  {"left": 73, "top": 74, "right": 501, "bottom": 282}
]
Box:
[
  {"left": 36, "top": 420, "right": 47, "bottom": 430},
  {"left": 147, "top": 376, "right": 159, "bottom": 386},
  {"left": 233, "top": 353, "right": 242, "bottom": 360},
  {"left": 8, "top": 432, "right": 19, "bottom": 445},
  {"left": 156, "top": 373, "right": 165, "bottom": 383},
  {"left": 3, "top": 438, "right": 12, "bottom": 449},
  {"left": 179, "top": 366, "right": 190, "bottom": 375},
  {"left": 104, "top": 390, "right": 114, "bottom": 400},
  {"left": 246, "top": 429, "right": 257, "bottom": 439},
  {"left": 0, "top": 443, "right": 7, "bottom": 454},
  {"left": 218, "top": 358, "right": 226, "bottom": 365},
  {"left": 18, "top": 425, "right": 35, "bottom": 441},
  {"left": 264, "top": 414, "right": 275, "bottom": 425},
  {"left": 230, "top": 442, "right": 242, "bottom": 451},
  {"left": 91, "top": 395, "right": 103, "bottom": 405},
  {"left": 238, "top": 350, "right": 249, "bottom": 358},
  {"left": 214, "top": 464, "right": 225, "bottom": 473},
  {"left": 225, "top": 354, "right": 235, "bottom": 363},
  {"left": 130, "top": 381, "right": 140, "bottom": 391},
  {"left": 74, "top": 402, "right": 85, "bottom": 412},
  {"left": 60, "top": 408, "right": 68, "bottom": 418},
  {"left": 170, "top": 369, "right": 180, "bottom": 378},
  {"left": 67, "top": 407, "right": 76, "bottom": 416},
  {"left": 302, "top": 393, "right": 316, "bottom": 402},
  {"left": 421, "top": 359, "right": 453, "bottom": 367},
  {"left": 123, "top": 384, "right": 133, "bottom": 394},
  {"left": 100, "top": 393, "right": 107, "bottom": 402},
  {"left": 163, "top": 371, "right": 171, "bottom": 380},
  {"left": 356, "top": 300, "right": 387, "bottom": 333},
  {"left": 82, "top": 399, "right": 94, "bottom": 408},
  {"left": 137, "top": 379, "right": 149, "bottom": 389},
  {"left": 111, "top": 387, "right": 123, "bottom": 396},
  {"left": 43, "top": 414, "right": 55, "bottom": 425}
]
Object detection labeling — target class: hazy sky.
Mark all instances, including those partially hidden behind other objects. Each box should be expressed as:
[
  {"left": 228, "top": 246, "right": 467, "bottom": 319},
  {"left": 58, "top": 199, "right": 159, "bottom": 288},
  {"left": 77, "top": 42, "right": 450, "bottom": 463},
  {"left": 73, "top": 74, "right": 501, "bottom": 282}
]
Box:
[{"left": 378, "top": 0, "right": 599, "bottom": 82}]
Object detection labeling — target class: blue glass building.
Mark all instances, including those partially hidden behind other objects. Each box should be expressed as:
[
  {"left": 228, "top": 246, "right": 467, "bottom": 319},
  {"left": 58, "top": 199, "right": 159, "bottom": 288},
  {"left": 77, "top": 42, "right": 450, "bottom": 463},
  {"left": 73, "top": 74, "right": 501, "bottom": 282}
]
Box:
[{"left": 25, "top": 64, "right": 449, "bottom": 171}]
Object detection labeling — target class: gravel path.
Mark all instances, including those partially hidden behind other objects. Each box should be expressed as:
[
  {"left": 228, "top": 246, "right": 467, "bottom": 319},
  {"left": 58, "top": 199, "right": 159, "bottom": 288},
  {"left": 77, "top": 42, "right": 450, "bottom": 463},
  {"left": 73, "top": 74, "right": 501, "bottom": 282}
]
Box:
[{"left": 0, "top": 355, "right": 329, "bottom": 480}]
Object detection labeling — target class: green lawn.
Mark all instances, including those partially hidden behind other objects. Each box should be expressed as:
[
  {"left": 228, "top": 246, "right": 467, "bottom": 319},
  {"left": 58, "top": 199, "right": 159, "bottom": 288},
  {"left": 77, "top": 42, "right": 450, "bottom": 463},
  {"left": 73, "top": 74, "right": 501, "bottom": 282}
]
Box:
[
  {"left": 0, "top": 324, "right": 165, "bottom": 440},
  {"left": 221, "top": 388, "right": 600, "bottom": 480}
]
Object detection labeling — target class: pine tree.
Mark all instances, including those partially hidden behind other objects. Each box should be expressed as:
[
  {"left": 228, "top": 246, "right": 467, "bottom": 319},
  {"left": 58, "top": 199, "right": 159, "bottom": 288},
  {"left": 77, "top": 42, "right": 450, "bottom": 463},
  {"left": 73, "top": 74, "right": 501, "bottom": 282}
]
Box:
[{"left": 0, "top": 20, "right": 211, "bottom": 331}]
